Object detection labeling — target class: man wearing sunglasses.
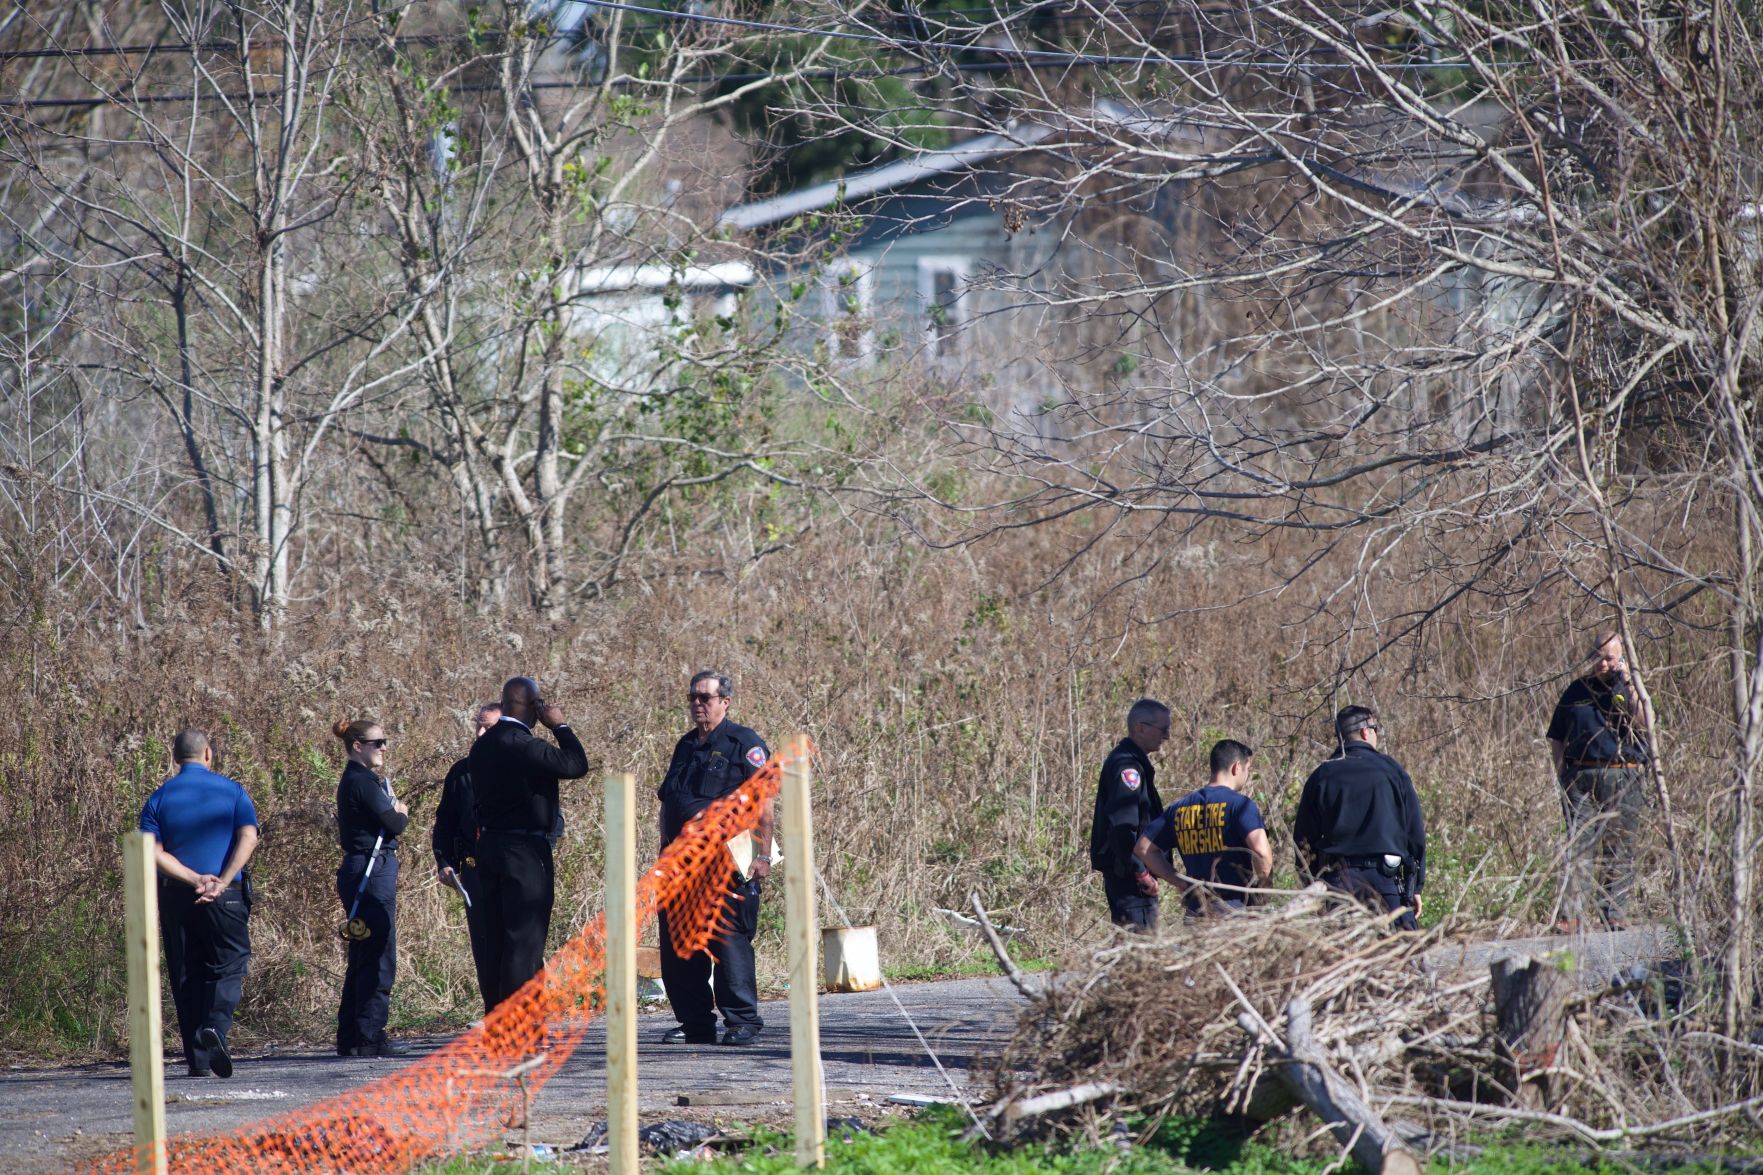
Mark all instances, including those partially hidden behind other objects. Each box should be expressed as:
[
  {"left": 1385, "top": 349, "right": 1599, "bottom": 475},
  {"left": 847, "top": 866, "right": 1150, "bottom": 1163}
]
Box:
[
  {"left": 468, "top": 676, "right": 588, "bottom": 1012},
  {"left": 656, "top": 669, "right": 773, "bottom": 1047},
  {"left": 1293, "top": 706, "right": 1427, "bottom": 931}
]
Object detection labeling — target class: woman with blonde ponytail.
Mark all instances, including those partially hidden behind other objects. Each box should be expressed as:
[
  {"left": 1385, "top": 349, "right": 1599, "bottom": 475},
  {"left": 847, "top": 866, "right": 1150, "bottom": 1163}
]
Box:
[{"left": 332, "top": 717, "right": 410, "bottom": 1057}]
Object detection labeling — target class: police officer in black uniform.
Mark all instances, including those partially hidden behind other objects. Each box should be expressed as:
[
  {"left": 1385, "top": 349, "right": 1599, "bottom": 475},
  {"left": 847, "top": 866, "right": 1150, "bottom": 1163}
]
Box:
[
  {"left": 468, "top": 676, "right": 589, "bottom": 1012},
  {"left": 334, "top": 716, "right": 411, "bottom": 1057},
  {"left": 657, "top": 669, "right": 773, "bottom": 1046},
  {"left": 1088, "top": 698, "right": 1170, "bottom": 931},
  {"left": 1293, "top": 705, "right": 1427, "bottom": 931},
  {"left": 433, "top": 702, "right": 502, "bottom": 1015}
]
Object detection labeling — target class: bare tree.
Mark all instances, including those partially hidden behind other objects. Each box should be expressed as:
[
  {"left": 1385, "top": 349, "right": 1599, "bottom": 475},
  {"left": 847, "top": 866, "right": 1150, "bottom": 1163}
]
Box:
[
  {"left": 1, "top": 0, "right": 441, "bottom": 624},
  {"left": 338, "top": 3, "right": 853, "bottom": 612},
  {"left": 768, "top": 0, "right": 1761, "bottom": 1029}
]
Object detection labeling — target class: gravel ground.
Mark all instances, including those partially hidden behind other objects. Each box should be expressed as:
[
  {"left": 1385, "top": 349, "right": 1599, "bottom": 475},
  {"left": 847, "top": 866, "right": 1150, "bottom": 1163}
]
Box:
[
  {"left": 0, "top": 926, "right": 1677, "bottom": 1172},
  {"left": 0, "top": 975, "right": 1031, "bottom": 1172}
]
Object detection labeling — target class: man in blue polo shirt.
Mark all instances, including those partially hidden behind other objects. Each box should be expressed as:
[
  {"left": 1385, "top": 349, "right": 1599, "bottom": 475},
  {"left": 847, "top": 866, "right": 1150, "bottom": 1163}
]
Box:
[
  {"left": 139, "top": 729, "right": 259, "bottom": 1079},
  {"left": 1137, "top": 739, "right": 1272, "bottom": 916}
]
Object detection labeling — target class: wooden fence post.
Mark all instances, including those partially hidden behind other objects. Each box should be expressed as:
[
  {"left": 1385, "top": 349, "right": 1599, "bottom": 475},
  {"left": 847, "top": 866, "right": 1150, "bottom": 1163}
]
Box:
[
  {"left": 781, "top": 734, "right": 825, "bottom": 1169},
  {"left": 605, "top": 773, "right": 640, "bottom": 1174},
  {"left": 123, "top": 831, "right": 167, "bottom": 1175}
]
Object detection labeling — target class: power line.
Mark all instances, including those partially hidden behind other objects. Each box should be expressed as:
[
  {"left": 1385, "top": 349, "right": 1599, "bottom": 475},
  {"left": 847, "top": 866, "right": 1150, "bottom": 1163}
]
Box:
[
  {"left": 573, "top": 0, "right": 1471, "bottom": 70},
  {"left": 0, "top": 1, "right": 1394, "bottom": 62},
  {"left": 0, "top": 57, "right": 1032, "bottom": 112},
  {"left": 0, "top": 40, "right": 236, "bottom": 61},
  {"left": 1, "top": 0, "right": 1502, "bottom": 77},
  {"left": 0, "top": 30, "right": 514, "bottom": 63},
  {"left": 0, "top": 38, "right": 1489, "bottom": 114},
  {"left": 0, "top": 49, "right": 1490, "bottom": 112}
]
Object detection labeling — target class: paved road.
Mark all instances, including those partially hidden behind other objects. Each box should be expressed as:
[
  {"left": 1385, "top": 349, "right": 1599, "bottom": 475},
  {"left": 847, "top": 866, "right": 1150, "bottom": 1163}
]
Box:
[
  {"left": 0, "top": 976, "right": 1031, "bottom": 1172},
  {"left": 1, "top": 926, "right": 1679, "bottom": 1171}
]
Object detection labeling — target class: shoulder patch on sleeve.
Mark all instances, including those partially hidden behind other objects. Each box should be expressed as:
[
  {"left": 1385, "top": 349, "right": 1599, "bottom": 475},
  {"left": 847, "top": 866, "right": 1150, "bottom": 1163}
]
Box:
[
  {"left": 746, "top": 746, "right": 767, "bottom": 768},
  {"left": 1120, "top": 767, "right": 1141, "bottom": 790}
]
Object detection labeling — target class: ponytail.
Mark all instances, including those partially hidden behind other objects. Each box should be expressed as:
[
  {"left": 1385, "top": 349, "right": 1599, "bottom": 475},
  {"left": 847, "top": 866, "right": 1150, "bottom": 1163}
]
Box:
[{"left": 333, "top": 717, "right": 379, "bottom": 746}]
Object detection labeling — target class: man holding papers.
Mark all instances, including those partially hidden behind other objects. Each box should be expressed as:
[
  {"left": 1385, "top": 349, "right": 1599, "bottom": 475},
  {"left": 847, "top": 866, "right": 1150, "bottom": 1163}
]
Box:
[{"left": 656, "top": 669, "right": 773, "bottom": 1047}]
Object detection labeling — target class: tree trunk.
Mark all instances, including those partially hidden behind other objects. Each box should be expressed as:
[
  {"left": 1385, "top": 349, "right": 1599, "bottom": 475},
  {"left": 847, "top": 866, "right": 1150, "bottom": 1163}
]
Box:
[
  {"left": 1490, "top": 954, "right": 1571, "bottom": 1110},
  {"left": 1724, "top": 490, "right": 1761, "bottom": 1039}
]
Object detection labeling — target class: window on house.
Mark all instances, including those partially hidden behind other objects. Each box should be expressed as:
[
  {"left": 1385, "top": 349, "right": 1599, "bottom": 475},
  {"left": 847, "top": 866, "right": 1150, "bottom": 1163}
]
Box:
[
  {"left": 917, "top": 257, "right": 969, "bottom": 360},
  {"left": 819, "top": 263, "right": 874, "bottom": 361}
]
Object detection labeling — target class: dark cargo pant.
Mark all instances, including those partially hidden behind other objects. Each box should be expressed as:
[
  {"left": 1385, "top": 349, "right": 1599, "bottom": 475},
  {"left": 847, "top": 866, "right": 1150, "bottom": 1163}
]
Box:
[
  {"left": 1560, "top": 765, "right": 1644, "bottom": 927},
  {"left": 160, "top": 878, "right": 251, "bottom": 1073},
  {"left": 336, "top": 848, "right": 399, "bottom": 1051},
  {"left": 660, "top": 876, "right": 764, "bottom": 1034},
  {"left": 1101, "top": 868, "right": 1159, "bottom": 933}
]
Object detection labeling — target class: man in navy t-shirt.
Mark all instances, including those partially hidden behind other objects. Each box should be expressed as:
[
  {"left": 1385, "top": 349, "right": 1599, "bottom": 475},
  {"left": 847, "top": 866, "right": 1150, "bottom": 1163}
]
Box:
[
  {"left": 138, "top": 729, "right": 258, "bottom": 1078},
  {"left": 1546, "top": 629, "right": 1650, "bottom": 931},
  {"left": 1137, "top": 740, "right": 1272, "bottom": 916}
]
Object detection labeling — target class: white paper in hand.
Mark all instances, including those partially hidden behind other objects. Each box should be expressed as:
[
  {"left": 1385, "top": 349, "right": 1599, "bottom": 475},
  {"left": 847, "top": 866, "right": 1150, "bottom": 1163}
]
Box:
[{"left": 726, "top": 830, "right": 756, "bottom": 881}]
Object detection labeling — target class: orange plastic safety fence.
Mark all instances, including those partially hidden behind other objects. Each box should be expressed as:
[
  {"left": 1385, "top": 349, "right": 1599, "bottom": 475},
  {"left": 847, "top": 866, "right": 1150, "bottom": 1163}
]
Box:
[{"left": 89, "top": 748, "right": 792, "bottom": 1174}]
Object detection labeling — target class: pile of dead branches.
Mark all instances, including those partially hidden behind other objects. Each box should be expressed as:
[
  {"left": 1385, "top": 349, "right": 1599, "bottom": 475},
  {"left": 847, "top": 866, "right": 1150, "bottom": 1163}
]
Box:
[{"left": 978, "top": 889, "right": 1763, "bottom": 1169}]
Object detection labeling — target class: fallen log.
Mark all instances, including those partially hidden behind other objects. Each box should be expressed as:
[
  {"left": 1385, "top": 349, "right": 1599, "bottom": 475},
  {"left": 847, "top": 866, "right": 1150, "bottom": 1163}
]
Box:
[
  {"left": 1237, "top": 998, "right": 1421, "bottom": 1175},
  {"left": 1002, "top": 1082, "right": 1123, "bottom": 1125}
]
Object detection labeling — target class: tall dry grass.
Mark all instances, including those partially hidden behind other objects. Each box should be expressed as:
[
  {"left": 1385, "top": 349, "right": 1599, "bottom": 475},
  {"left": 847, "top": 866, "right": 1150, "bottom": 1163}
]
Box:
[{"left": 0, "top": 506, "right": 1738, "bottom": 1059}]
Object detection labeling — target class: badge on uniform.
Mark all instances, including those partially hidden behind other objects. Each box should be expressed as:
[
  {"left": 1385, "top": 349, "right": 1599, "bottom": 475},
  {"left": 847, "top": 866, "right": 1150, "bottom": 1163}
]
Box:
[
  {"left": 1121, "top": 768, "right": 1141, "bottom": 790},
  {"left": 746, "top": 746, "right": 767, "bottom": 768}
]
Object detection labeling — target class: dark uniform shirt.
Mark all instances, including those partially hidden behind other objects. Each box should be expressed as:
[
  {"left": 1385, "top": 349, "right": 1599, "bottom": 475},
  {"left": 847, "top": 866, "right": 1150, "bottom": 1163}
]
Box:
[
  {"left": 1293, "top": 739, "right": 1426, "bottom": 893},
  {"left": 1088, "top": 738, "right": 1164, "bottom": 876},
  {"left": 468, "top": 717, "right": 589, "bottom": 833},
  {"left": 337, "top": 760, "right": 408, "bottom": 853},
  {"left": 1547, "top": 675, "right": 1649, "bottom": 766},
  {"left": 658, "top": 720, "right": 770, "bottom": 846},
  {"left": 433, "top": 757, "right": 478, "bottom": 870},
  {"left": 433, "top": 754, "right": 565, "bottom": 869},
  {"left": 1143, "top": 784, "right": 1265, "bottom": 912}
]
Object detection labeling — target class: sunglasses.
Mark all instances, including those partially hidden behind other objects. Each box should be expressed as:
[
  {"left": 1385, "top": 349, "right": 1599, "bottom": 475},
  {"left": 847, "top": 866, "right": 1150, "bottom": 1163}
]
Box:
[
  {"left": 359, "top": 738, "right": 389, "bottom": 749},
  {"left": 686, "top": 692, "right": 723, "bottom": 704}
]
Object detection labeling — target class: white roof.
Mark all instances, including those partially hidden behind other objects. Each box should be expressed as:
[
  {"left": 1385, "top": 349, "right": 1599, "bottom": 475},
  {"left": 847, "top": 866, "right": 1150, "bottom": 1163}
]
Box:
[
  {"left": 717, "top": 123, "right": 1058, "bottom": 231},
  {"left": 571, "top": 261, "right": 755, "bottom": 293}
]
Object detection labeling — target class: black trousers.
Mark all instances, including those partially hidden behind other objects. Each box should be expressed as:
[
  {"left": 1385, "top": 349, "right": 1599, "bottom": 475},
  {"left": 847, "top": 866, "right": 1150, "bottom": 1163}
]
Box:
[
  {"left": 336, "top": 849, "right": 399, "bottom": 1048},
  {"left": 455, "top": 866, "right": 499, "bottom": 1015},
  {"left": 660, "top": 876, "right": 763, "bottom": 1033},
  {"left": 475, "top": 831, "right": 555, "bottom": 1011},
  {"left": 159, "top": 879, "right": 251, "bottom": 1071},
  {"left": 1101, "top": 869, "right": 1159, "bottom": 932},
  {"left": 1325, "top": 864, "right": 1418, "bottom": 932}
]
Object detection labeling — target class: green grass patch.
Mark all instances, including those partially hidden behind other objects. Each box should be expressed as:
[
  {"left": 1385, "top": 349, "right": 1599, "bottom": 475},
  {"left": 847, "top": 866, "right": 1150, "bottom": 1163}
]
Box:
[
  {"left": 669, "top": 1109, "right": 1745, "bottom": 1175},
  {"left": 884, "top": 956, "right": 1056, "bottom": 982},
  {"left": 410, "top": 1109, "right": 1754, "bottom": 1174}
]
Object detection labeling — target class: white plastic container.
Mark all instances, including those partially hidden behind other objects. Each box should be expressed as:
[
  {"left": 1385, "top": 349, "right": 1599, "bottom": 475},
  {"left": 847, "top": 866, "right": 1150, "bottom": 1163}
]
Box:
[{"left": 821, "top": 925, "right": 882, "bottom": 992}]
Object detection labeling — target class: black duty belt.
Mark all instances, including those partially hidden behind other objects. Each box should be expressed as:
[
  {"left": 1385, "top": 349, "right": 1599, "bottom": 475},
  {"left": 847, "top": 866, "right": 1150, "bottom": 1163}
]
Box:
[
  {"left": 1330, "top": 855, "right": 1399, "bottom": 870},
  {"left": 479, "top": 827, "right": 549, "bottom": 839},
  {"left": 1568, "top": 760, "right": 1644, "bottom": 770}
]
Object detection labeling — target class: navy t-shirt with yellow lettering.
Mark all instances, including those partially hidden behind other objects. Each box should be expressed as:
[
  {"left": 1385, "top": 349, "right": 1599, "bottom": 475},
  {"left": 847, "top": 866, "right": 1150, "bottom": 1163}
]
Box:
[{"left": 1143, "top": 785, "right": 1265, "bottom": 912}]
